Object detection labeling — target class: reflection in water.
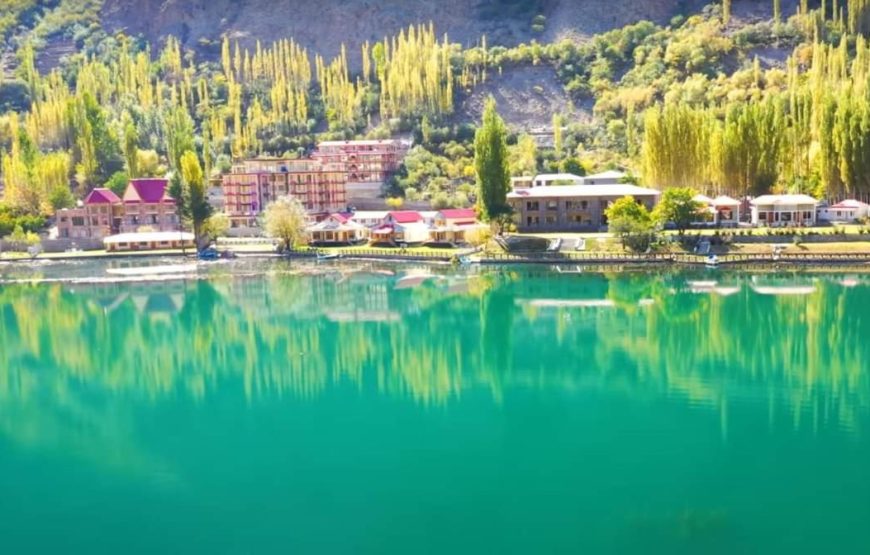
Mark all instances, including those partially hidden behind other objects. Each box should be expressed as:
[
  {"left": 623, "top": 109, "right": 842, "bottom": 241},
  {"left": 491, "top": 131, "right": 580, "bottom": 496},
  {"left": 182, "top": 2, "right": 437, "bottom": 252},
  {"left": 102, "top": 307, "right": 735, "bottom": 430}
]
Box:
[
  {"left": 1, "top": 262, "right": 868, "bottom": 554},
  {"left": 1, "top": 265, "right": 868, "bottom": 439}
]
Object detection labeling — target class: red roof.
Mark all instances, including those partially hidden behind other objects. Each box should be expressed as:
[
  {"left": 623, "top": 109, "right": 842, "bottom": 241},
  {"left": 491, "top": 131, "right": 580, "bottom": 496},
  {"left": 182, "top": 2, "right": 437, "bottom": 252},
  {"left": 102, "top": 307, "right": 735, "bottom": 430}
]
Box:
[
  {"left": 438, "top": 208, "right": 477, "bottom": 220},
  {"left": 330, "top": 213, "right": 351, "bottom": 223},
  {"left": 123, "top": 178, "right": 173, "bottom": 204},
  {"left": 387, "top": 211, "right": 423, "bottom": 223},
  {"left": 84, "top": 188, "right": 121, "bottom": 205}
]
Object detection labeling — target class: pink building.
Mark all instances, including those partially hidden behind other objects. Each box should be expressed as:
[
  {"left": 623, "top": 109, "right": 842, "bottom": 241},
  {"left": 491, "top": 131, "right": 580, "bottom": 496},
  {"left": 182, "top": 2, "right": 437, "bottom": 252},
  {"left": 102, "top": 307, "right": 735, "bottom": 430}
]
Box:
[
  {"left": 119, "top": 178, "right": 180, "bottom": 233},
  {"left": 222, "top": 158, "right": 347, "bottom": 228},
  {"left": 56, "top": 188, "right": 122, "bottom": 239},
  {"left": 312, "top": 140, "right": 410, "bottom": 184},
  {"left": 55, "top": 179, "right": 180, "bottom": 239}
]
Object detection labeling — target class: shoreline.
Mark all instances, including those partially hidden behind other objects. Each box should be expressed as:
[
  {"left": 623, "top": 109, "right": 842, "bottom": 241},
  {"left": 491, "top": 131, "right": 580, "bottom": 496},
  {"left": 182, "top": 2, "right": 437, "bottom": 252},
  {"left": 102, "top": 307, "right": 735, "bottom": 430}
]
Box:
[{"left": 2, "top": 248, "right": 870, "bottom": 270}]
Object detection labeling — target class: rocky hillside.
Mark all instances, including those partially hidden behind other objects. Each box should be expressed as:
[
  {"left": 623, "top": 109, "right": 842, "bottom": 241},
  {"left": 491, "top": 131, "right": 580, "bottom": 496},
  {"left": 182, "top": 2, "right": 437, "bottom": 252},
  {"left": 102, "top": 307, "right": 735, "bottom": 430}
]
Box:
[{"left": 99, "top": 0, "right": 709, "bottom": 61}]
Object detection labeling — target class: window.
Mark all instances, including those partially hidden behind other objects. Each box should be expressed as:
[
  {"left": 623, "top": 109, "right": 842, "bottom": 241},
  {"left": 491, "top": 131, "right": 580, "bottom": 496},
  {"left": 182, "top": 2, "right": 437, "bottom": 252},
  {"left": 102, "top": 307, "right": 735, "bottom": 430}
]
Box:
[
  {"left": 150, "top": 215, "right": 158, "bottom": 224},
  {"left": 60, "top": 216, "right": 68, "bottom": 223},
  {"left": 91, "top": 217, "right": 98, "bottom": 225},
  {"left": 546, "top": 200, "right": 559, "bottom": 211},
  {"left": 526, "top": 216, "right": 539, "bottom": 226},
  {"left": 72, "top": 217, "right": 85, "bottom": 226},
  {"left": 545, "top": 215, "right": 557, "bottom": 224},
  {"left": 527, "top": 201, "right": 540, "bottom": 211}
]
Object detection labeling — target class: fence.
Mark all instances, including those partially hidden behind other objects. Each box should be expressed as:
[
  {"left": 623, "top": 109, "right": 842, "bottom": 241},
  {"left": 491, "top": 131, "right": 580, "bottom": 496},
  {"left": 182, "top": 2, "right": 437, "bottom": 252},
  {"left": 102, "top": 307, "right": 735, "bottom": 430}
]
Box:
[
  {"left": 316, "top": 247, "right": 458, "bottom": 261},
  {"left": 481, "top": 251, "right": 870, "bottom": 265}
]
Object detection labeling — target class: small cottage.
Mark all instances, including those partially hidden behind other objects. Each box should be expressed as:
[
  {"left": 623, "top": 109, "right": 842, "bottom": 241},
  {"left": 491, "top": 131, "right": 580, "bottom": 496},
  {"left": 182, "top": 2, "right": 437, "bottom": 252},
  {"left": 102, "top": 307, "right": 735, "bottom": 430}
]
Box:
[
  {"left": 370, "top": 211, "right": 429, "bottom": 245},
  {"left": 104, "top": 231, "right": 195, "bottom": 252},
  {"left": 307, "top": 213, "right": 369, "bottom": 245},
  {"left": 750, "top": 194, "right": 818, "bottom": 227},
  {"left": 818, "top": 200, "right": 870, "bottom": 223}
]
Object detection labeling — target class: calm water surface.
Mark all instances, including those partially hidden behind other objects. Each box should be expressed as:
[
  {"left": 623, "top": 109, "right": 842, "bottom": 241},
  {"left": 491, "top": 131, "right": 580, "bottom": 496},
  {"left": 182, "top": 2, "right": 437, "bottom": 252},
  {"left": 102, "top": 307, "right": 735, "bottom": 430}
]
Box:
[{"left": 0, "top": 260, "right": 868, "bottom": 554}]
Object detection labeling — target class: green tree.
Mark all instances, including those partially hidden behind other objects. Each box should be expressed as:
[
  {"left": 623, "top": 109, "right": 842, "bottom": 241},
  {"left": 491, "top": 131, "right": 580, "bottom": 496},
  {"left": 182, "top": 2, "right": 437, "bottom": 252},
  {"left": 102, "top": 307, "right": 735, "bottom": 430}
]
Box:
[
  {"left": 136, "top": 149, "right": 163, "bottom": 177},
  {"left": 509, "top": 133, "right": 538, "bottom": 176},
  {"left": 75, "top": 93, "right": 124, "bottom": 188},
  {"left": 7, "top": 224, "right": 40, "bottom": 253},
  {"left": 123, "top": 119, "right": 139, "bottom": 178},
  {"left": 560, "top": 157, "right": 586, "bottom": 176},
  {"left": 48, "top": 184, "right": 75, "bottom": 211},
  {"left": 202, "top": 212, "right": 230, "bottom": 243},
  {"left": 263, "top": 196, "right": 308, "bottom": 252},
  {"left": 652, "top": 187, "right": 701, "bottom": 235},
  {"left": 179, "top": 150, "right": 212, "bottom": 250},
  {"left": 164, "top": 106, "right": 195, "bottom": 171},
  {"left": 605, "top": 196, "right": 656, "bottom": 252},
  {"left": 104, "top": 171, "right": 130, "bottom": 197},
  {"left": 553, "top": 113, "right": 563, "bottom": 157},
  {"left": 474, "top": 97, "right": 511, "bottom": 223}
]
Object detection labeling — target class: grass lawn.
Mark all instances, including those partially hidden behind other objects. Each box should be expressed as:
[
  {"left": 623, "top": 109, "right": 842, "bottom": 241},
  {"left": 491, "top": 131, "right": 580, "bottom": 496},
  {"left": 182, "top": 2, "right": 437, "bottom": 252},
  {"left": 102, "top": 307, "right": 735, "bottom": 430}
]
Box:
[
  {"left": 666, "top": 241, "right": 870, "bottom": 255},
  {"left": 516, "top": 225, "right": 869, "bottom": 240}
]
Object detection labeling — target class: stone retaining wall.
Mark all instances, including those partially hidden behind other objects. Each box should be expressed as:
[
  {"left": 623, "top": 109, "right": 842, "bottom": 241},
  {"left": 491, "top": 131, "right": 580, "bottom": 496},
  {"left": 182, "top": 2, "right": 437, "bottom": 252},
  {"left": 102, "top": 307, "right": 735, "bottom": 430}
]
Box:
[{"left": 0, "top": 238, "right": 103, "bottom": 253}]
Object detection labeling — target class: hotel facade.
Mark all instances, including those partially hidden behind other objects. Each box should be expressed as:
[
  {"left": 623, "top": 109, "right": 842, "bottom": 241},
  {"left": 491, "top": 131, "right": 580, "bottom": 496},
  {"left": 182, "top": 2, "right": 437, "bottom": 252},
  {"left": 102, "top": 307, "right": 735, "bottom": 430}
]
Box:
[{"left": 222, "top": 158, "right": 347, "bottom": 228}]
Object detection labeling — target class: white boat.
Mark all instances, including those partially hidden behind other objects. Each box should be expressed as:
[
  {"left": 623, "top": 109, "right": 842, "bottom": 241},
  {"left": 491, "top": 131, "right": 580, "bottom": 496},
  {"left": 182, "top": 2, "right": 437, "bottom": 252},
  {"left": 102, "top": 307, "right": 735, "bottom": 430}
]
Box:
[{"left": 705, "top": 255, "right": 719, "bottom": 267}]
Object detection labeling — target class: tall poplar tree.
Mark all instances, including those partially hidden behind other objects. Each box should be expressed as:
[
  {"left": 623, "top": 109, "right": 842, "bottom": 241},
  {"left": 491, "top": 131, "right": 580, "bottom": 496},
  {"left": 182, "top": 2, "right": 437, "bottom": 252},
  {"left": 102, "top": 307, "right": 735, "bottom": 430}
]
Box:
[
  {"left": 474, "top": 97, "right": 511, "bottom": 223},
  {"left": 179, "top": 150, "right": 213, "bottom": 250}
]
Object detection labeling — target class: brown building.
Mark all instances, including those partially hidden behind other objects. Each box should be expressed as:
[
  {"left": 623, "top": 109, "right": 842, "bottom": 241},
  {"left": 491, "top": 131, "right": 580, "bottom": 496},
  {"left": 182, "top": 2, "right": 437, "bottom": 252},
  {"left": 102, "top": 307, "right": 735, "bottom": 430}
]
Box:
[
  {"left": 312, "top": 140, "right": 409, "bottom": 183},
  {"left": 119, "top": 179, "right": 180, "bottom": 233},
  {"left": 56, "top": 179, "right": 179, "bottom": 239},
  {"left": 507, "top": 184, "right": 661, "bottom": 232},
  {"left": 222, "top": 158, "right": 347, "bottom": 228},
  {"left": 56, "top": 188, "right": 123, "bottom": 239},
  {"left": 312, "top": 139, "right": 410, "bottom": 205}
]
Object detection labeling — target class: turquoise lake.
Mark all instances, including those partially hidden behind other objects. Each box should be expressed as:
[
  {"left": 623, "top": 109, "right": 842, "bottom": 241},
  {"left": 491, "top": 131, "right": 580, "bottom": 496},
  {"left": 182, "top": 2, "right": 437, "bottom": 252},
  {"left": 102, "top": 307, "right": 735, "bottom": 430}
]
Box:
[{"left": 0, "top": 260, "right": 868, "bottom": 553}]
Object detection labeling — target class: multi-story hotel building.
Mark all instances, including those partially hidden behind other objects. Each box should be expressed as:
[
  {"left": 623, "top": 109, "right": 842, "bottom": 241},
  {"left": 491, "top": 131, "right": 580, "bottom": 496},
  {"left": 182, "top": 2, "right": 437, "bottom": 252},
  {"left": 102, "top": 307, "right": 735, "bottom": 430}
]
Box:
[
  {"left": 222, "top": 158, "right": 347, "bottom": 228},
  {"left": 311, "top": 140, "right": 409, "bottom": 183},
  {"left": 56, "top": 179, "right": 179, "bottom": 239},
  {"left": 119, "top": 178, "right": 181, "bottom": 233},
  {"left": 311, "top": 139, "right": 410, "bottom": 205}
]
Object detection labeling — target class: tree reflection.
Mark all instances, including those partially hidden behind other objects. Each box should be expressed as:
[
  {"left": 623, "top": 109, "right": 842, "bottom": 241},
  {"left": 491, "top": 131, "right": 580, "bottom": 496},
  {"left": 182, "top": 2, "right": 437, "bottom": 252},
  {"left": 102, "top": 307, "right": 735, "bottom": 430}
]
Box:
[{"left": 0, "top": 268, "right": 867, "bottom": 436}]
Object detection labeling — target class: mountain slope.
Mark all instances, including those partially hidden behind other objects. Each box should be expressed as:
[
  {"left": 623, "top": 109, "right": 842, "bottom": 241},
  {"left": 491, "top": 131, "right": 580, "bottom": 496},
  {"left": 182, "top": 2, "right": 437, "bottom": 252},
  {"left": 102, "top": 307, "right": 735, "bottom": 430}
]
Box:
[{"left": 99, "top": 0, "right": 707, "bottom": 61}]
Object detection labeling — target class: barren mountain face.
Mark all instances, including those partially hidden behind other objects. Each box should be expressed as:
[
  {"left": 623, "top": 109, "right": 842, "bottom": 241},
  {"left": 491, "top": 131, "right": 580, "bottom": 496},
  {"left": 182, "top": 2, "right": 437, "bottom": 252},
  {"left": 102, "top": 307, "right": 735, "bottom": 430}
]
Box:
[{"left": 100, "top": 0, "right": 706, "bottom": 64}]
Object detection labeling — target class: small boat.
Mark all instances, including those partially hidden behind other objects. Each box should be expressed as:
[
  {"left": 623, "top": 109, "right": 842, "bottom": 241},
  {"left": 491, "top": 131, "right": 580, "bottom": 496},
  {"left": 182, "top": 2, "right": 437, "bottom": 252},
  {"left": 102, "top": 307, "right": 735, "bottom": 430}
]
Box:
[
  {"left": 705, "top": 254, "right": 719, "bottom": 268},
  {"left": 317, "top": 252, "right": 341, "bottom": 261},
  {"left": 198, "top": 248, "right": 220, "bottom": 260}
]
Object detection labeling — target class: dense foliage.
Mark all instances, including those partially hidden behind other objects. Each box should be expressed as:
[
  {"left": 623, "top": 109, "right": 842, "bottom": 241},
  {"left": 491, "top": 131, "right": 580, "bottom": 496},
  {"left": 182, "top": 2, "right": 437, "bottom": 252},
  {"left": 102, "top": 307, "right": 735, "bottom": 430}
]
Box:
[
  {"left": 5, "top": 1, "right": 870, "bottom": 234},
  {"left": 474, "top": 97, "right": 511, "bottom": 221}
]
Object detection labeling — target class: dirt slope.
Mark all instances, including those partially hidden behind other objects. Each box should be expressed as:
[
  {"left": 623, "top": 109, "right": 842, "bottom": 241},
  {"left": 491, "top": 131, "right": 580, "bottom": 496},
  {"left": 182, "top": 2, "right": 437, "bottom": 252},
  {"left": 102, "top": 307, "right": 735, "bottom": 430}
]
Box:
[{"left": 100, "top": 0, "right": 706, "bottom": 64}]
